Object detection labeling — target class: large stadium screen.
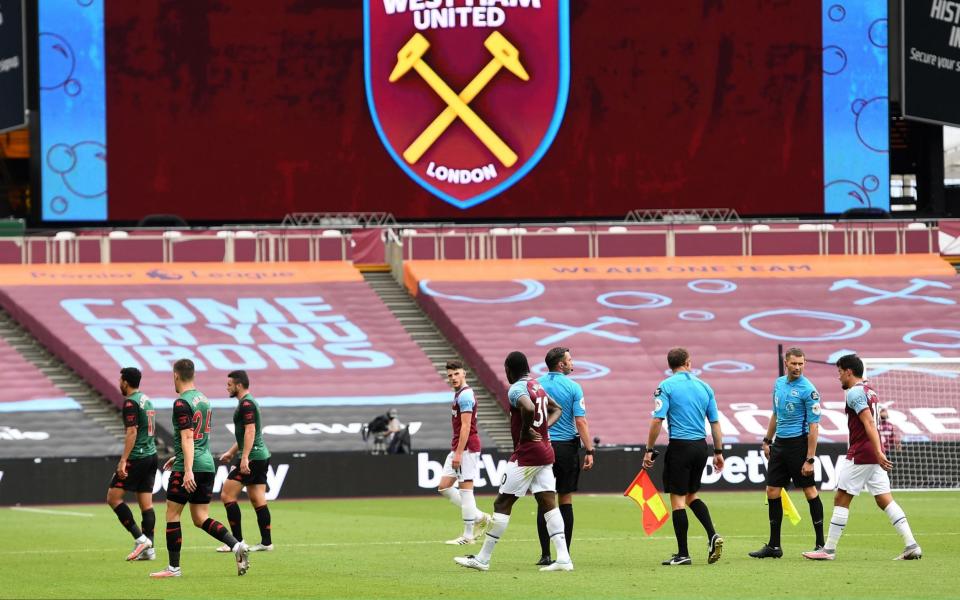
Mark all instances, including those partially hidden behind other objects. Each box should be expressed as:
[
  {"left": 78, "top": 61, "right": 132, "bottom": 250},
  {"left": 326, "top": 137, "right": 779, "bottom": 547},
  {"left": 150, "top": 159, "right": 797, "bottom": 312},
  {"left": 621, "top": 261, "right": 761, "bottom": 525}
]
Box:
[
  {"left": 34, "top": 1, "right": 889, "bottom": 221},
  {"left": 36, "top": 0, "right": 107, "bottom": 221},
  {"left": 0, "top": 0, "right": 27, "bottom": 134},
  {"left": 892, "top": 0, "right": 960, "bottom": 127}
]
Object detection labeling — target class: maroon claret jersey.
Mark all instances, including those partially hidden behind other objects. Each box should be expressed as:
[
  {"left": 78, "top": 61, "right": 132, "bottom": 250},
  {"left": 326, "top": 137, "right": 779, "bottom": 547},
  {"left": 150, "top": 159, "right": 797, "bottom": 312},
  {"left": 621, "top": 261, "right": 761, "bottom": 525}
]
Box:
[
  {"left": 845, "top": 382, "right": 881, "bottom": 464},
  {"left": 507, "top": 376, "right": 555, "bottom": 467},
  {"left": 451, "top": 385, "right": 481, "bottom": 453}
]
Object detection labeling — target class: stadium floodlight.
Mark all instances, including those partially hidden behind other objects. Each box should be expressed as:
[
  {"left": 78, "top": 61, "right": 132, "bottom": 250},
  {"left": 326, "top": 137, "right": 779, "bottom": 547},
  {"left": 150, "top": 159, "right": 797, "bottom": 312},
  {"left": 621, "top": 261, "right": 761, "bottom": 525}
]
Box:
[{"left": 860, "top": 357, "right": 960, "bottom": 491}]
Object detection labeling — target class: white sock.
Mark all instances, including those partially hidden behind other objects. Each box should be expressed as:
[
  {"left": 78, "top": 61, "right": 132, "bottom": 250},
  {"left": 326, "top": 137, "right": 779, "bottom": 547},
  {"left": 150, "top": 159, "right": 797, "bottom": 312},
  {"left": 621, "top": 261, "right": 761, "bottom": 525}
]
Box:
[
  {"left": 135, "top": 534, "right": 149, "bottom": 544},
  {"left": 824, "top": 506, "right": 849, "bottom": 551},
  {"left": 439, "top": 487, "right": 461, "bottom": 507},
  {"left": 883, "top": 501, "right": 916, "bottom": 547},
  {"left": 477, "top": 512, "right": 509, "bottom": 564},
  {"left": 460, "top": 488, "right": 477, "bottom": 538},
  {"left": 544, "top": 507, "right": 571, "bottom": 563}
]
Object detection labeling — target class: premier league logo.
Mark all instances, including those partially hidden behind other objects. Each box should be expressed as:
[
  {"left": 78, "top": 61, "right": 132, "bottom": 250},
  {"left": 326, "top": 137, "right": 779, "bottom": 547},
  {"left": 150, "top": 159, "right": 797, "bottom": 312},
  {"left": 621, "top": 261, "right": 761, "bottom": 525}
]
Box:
[{"left": 364, "top": 1, "right": 570, "bottom": 209}]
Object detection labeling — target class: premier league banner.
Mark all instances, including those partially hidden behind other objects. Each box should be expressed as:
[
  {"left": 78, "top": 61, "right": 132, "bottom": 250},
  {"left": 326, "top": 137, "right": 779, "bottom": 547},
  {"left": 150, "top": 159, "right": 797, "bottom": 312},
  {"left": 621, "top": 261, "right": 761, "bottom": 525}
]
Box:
[{"left": 364, "top": 0, "right": 569, "bottom": 209}]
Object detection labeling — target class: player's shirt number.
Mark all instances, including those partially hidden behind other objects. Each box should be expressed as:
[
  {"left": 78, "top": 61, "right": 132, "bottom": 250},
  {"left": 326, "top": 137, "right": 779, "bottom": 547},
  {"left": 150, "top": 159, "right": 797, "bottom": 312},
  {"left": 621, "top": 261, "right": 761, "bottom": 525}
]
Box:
[
  {"left": 192, "top": 409, "right": 212, "bottom": 440},
  {"left": 532, "top": 394, "right": 547, "bottom": 428}
]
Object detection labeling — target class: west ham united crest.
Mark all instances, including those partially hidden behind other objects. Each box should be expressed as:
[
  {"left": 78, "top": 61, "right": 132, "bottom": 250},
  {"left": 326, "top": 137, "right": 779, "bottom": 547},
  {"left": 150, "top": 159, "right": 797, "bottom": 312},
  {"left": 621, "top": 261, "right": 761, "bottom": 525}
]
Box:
[{"left": 364, "top": 1, "right": 570, "bottom": 209}]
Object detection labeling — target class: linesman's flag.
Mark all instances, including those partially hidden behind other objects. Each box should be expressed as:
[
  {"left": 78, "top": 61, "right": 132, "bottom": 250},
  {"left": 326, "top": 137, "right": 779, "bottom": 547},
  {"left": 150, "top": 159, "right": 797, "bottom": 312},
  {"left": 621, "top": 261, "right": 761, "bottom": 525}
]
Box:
[
  {"left": 778, "top": 490, "right": 802, "bottom": 526},
  {"left": 623, "top": 470, "right": 670, "bottom": 535}
]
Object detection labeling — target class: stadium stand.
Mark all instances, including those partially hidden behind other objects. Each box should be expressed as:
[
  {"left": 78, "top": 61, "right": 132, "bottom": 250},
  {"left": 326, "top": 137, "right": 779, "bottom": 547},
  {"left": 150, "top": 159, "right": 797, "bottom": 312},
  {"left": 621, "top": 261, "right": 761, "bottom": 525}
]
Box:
[
  {"left": 0, "top": 262, "right": 489, "bottom": 454},
  {"left": 0, "top": 334, "right": 121, "bottom": 458},
  {"left": 408, "top": 254, "right": 960, "bottom": 447}
]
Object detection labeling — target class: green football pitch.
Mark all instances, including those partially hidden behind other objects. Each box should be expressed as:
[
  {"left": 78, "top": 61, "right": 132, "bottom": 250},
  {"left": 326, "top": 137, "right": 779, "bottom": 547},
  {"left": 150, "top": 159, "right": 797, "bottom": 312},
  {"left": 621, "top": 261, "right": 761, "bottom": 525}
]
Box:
[{"left": 0, "top": 491, "right": 956, "bottom": 600}]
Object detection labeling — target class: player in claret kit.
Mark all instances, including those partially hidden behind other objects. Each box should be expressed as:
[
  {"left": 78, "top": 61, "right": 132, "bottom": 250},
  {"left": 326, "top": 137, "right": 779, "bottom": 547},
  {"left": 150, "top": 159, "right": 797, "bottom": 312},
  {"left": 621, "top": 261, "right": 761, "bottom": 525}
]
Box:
[
  {"left": 437, "top": 360, "right": 492, "bottom": 545},
  {"left": 803, "top": 354, "right": 922, "bottom": 562},
  {"left": 454, "top": 351, "right": 574, "bottom": 572},
  {"left": 150, "top": 359, "right": 250, "bottom": 578}
]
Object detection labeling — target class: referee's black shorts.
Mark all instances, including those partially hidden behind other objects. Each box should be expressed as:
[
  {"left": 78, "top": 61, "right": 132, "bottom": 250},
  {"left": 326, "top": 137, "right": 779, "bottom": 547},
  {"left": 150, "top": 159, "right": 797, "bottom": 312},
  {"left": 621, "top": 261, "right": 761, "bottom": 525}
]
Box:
[
  {"left": 663, "top": 439, "right": 708, "bottom": 495},
  {"left": 551, "top": 439, "right": 581, "bottom": 495},
  {"left": 766, "top": 434, "right": 815, "bottom": 489}
]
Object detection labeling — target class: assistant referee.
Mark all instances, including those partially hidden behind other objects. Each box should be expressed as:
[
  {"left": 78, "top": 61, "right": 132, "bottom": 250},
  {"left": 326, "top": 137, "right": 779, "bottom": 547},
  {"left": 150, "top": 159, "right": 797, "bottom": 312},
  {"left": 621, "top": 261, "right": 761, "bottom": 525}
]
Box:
[
  {"left": 534, "top": 346, "right": 594, "bottom": 566},
  {"left": 644, "top": 347, "right": 724, "bottom": 566},
  {"left": 749, "top": 347, "right": 824, "bottom": 559}
]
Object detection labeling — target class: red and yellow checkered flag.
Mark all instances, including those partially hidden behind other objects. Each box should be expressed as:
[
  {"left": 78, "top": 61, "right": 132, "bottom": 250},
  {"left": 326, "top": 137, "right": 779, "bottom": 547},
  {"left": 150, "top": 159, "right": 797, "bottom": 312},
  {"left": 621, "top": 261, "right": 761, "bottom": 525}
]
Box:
[{"left": 623, "top": 469, "right": 670, "bottom": 535}]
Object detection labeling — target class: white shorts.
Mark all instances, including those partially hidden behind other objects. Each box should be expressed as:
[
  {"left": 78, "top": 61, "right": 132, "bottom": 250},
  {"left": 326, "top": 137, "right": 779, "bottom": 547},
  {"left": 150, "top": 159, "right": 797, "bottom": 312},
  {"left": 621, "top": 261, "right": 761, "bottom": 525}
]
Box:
[
  {"left": 498, "top": 461, "right": 556, "bottom": 497},
  {"left": 836, "top": 456, "right": 891, "bottom": 496},
  {"left": 441, "top": 450, "right": 481, "bottom": 482}
]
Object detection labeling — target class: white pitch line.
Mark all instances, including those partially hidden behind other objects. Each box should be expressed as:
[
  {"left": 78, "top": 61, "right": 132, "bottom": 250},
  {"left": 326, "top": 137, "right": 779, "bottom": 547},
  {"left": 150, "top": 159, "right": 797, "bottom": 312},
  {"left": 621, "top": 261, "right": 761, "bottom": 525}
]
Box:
[
  {"left": 10, "top": 506, "right": 95, "bottom": 517},
  {"left": 0, "top": 531, "right": 955, "bottom": 556}
]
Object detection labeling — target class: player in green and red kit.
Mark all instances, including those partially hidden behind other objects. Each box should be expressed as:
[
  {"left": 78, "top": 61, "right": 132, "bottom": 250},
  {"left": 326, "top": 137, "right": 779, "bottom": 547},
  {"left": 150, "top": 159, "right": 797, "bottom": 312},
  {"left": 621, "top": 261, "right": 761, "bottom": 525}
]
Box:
[
  {"left": 150, "top": 359, "right": 250, "bottom": 578},
  {"left": 107, "top": 367, "right": 158, "bottom": 561},
  {"left": 216, "top": 370, "right": 274, "bottom": 552}
]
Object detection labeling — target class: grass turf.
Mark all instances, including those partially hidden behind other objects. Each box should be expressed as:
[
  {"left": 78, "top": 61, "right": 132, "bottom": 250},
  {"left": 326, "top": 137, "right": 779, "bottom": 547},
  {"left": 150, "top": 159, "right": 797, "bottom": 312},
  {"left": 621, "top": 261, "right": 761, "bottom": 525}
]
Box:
[{"left": 0, "top": 491, "right": 956, "bottom": 599}]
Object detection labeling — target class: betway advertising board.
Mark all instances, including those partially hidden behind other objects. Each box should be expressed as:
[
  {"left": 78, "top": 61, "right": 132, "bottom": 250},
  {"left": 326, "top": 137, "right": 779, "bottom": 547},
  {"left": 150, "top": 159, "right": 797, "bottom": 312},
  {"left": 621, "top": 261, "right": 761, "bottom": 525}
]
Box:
[{"left": 0, "top": 445, "right": 873, "bottom": 505}]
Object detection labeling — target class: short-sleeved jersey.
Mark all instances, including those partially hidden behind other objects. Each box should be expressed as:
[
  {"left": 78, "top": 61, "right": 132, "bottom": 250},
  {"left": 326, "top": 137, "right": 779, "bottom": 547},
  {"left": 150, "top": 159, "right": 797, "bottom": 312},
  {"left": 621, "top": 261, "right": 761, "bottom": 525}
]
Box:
[
  {"left": 878, "top": 420, "right": 898, "bottom": 453},
  {"left": 507, "top": 376, "right": 555, "bottom": 466},
  {"left": 845, "top": 382, "right": 881, "bottom": 464},
  {"left": 651, "top": 371, "right": 718, "bottom": 440},
  {"left": 451, "top": 385, "right": 481, "bottom": 452},
  {"left": 772, "top": 375, "right": 821, "bottom": 438},
  {"left": 538, "top": 371, "right": 586, "bottom": 442},
  {"left": 171, "top": 389, "right": 215, "bottom": 473},
  {"left": 233, "top": 394, "right": 270, "bottom": 461},
  {"left": 122, "top": 391, "right": 157, "bottom": 460}
]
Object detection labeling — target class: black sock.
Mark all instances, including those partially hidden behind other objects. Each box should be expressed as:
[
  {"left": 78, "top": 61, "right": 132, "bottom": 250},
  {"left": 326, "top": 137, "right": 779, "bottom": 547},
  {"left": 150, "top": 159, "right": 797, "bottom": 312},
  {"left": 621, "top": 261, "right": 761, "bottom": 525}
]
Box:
[
  {"left": 768, "top": 496, "right": 783, "bottom": 548},
  {"left": 536, "top": 506, "right": 550, "bottom": 557},
  {"left": 688, "top": 499, "right": 716, "bottom": 539},
  {"left": 808, "top": 496, "right": 825, "bottom": 548},
  {"left": 112, "top": 503, "right": 143, "bottom": 539},
  {"left": 559, "top": 504, "right": 574, "bottom": 551},
  {"left": 201, "top": 518, "right": 239, "bottom": 547},
  {"left": 166, "top": 522, "right": 182, "bottom": 568},
  {"left": 224, "top": 501, "right": 243, "bottom": 541},
  {"left": 255, "top": 504, "right": 272, "bottom": 546},
  {"left": 672, "top": 509, "right": 689, "bottom": 557},
  {"left": 141, "top": 508, "right": 155, "bottom": 544}
]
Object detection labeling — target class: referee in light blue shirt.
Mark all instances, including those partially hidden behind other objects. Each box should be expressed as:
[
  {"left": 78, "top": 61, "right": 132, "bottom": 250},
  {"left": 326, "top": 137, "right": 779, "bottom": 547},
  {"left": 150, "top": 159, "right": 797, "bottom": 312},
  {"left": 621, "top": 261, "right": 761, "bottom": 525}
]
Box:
[
  {"left": 750, "top": 346, "right": 824, "bottom": 559},
  {"left": 534, "top": 347, "right": 594, "bottom": 566},
  {"left": 644, "top": 347, "right": 724, "bottom": 566}
]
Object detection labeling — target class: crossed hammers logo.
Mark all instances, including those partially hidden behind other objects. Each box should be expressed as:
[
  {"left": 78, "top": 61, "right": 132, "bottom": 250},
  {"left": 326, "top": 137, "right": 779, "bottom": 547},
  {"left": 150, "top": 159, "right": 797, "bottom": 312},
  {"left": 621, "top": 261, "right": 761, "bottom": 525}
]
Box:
[{"left": 389, "top": 31, "right": 529, "bottom": 168}]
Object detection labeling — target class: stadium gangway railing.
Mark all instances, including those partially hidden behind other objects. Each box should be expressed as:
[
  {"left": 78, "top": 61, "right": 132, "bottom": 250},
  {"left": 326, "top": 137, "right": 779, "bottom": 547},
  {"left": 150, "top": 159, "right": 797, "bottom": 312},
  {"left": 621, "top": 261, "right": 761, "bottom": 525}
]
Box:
[
  {"left": 0, "top": 229, "right": 352, "bottom": 265},
  {"left": 0, "top": 219, "right": 947, "bottom": 265},
  {"left": 397, "top": 219, "right": 943, "bottom": 261}
]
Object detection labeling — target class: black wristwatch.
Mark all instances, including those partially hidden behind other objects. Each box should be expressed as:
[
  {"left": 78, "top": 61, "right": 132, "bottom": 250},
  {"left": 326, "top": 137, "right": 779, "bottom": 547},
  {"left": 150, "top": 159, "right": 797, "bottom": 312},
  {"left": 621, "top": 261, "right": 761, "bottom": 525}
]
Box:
[
  {"left": 713, "top": 448, "right": 723, "bottom": 455},
  {"left": 762, "top": 437, "right": 773, "bottom": 445},
  {"left": 805, "top": 457, "right": 816, "bottom": 464},
  {"left": 585, "top": 449, "right": 595, "bottom": 455}
]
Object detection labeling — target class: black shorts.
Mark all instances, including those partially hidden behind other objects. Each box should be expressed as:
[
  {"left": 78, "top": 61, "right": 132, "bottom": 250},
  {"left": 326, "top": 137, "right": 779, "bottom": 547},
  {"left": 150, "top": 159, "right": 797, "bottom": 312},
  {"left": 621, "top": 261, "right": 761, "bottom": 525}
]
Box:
[
  {"left": 109, "top": 454, "right": 158, "bottom": 493},
  {"left": 766, "top": 435, "right": 816, "bottom": 489},
  {"left": 663, "top": 439, "right": 708, "bottom": 495},
  {"left": 551, "top": 440, "right": 581, "bottom": 495},
  {"left": 226, "top": 458, "right": 270, "bottom": 486},
  {"left": 166, "top": 471, "right": 215, "bottom": 505}
]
